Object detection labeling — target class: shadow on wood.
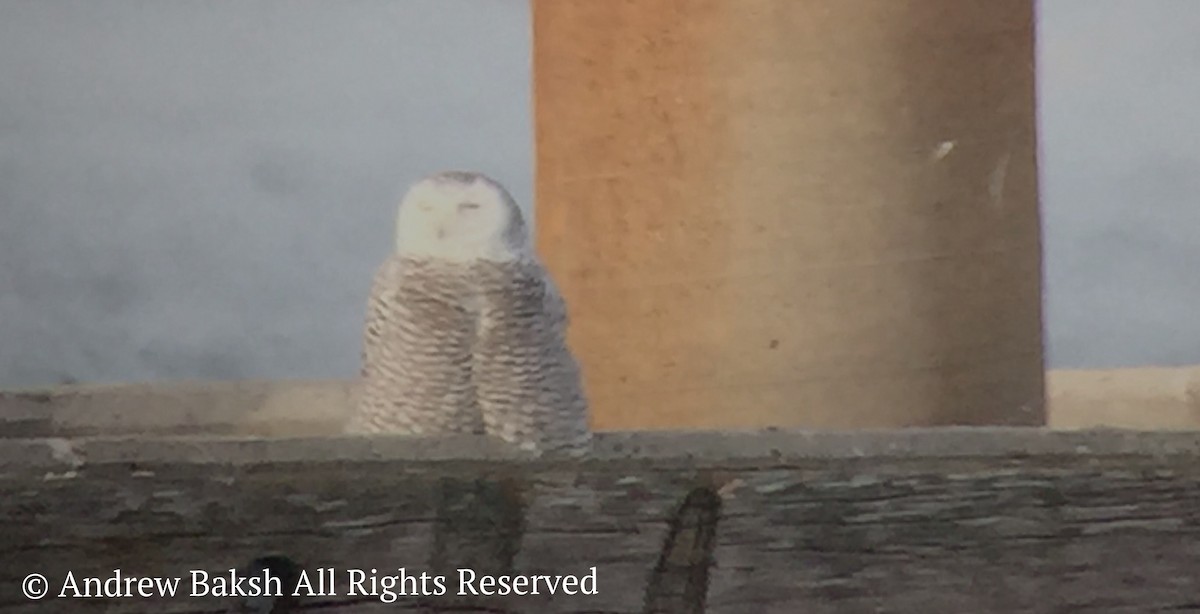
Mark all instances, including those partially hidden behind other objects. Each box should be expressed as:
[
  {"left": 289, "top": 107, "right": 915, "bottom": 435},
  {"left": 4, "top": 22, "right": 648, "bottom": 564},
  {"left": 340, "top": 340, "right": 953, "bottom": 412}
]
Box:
[
  {"left": 231, "top": 555, "right": 301, "bottom": 613},
  {"left": 643, "top": 487, "right": 721, "bottom": 614},
  {"left": 426, "top": 477, "right": 526, "bottom": 612}
]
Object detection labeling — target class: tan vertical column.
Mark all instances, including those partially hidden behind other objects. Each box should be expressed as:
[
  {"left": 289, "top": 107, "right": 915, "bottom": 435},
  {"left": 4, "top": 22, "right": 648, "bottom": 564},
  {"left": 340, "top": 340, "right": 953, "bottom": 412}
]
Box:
[{"left": 533, "top": 0, "right": 1045, "bottom": 430}]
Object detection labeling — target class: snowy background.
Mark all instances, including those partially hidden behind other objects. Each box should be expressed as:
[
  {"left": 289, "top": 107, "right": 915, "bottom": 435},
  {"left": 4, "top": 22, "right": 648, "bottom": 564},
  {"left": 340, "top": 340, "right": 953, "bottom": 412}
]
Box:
[{"left": 0, "top": 0, "right": 1196, "bottom": 387}]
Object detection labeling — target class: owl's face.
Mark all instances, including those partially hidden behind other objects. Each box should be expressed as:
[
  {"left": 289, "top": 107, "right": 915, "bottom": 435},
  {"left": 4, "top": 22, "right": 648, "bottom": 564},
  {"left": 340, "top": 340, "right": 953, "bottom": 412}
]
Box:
[{"left": 393, "top": 171, "right": 529, "bottom": 262}]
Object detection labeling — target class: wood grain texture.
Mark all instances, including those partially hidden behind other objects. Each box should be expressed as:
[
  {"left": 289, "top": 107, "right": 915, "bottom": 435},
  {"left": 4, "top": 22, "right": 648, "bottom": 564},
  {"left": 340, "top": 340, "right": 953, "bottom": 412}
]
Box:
[{"left": 1, "top": 429, "right": 1199, "bottom": 612}]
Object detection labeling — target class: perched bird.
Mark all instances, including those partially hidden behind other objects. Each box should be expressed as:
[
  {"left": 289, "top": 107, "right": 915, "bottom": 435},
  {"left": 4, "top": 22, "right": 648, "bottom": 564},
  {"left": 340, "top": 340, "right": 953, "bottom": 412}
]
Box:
[{"left": 346, "top": 171, "right": 591, "bottom": 456}]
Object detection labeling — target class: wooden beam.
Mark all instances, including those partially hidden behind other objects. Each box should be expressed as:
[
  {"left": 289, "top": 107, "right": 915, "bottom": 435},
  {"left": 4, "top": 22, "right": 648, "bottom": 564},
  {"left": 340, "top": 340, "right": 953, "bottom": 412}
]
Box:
[{"left": 3, "top": 429, "right": 1199, "bottom": 612}]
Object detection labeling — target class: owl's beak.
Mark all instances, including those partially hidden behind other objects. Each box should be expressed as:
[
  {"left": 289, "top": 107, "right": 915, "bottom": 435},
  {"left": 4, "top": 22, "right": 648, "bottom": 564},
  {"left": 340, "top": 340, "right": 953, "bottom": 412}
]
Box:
[{"left": 436, "top": 226, "right": 446, "bottom": 240}]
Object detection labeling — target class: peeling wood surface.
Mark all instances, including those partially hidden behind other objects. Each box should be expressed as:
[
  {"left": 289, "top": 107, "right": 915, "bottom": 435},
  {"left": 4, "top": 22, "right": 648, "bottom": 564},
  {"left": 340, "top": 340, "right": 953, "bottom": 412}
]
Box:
[{"left": 0, "top": 430, "right": 1199, "bottom": 612}]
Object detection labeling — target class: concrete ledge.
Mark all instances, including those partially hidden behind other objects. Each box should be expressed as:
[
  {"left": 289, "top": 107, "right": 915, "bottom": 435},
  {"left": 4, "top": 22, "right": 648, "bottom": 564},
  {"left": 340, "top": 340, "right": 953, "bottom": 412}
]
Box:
[
  {"left": 1047, "top": 365, "right": 1200, "bottom": 429},
  {"left": 3, "top": 366, "right": 1200, "bottom": 436},
  {"left": 0, "top": 378, "right": 356, "bottom": 437},
  {"left": 4, "top": 427, "right": 1200, "bottom": 470}
]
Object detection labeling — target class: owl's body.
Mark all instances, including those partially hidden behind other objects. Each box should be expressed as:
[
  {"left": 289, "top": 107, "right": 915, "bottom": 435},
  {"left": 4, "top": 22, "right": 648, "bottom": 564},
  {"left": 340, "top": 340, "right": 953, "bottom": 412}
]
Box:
[
  {"left": 345, "top": 171, "right": 591, "bottom": 456},
  {"left": 473, "top": 259, "right": 591, "bottom": 454},
  {"left": 348, "top": 256, "right": 482, "bottom": 435}
]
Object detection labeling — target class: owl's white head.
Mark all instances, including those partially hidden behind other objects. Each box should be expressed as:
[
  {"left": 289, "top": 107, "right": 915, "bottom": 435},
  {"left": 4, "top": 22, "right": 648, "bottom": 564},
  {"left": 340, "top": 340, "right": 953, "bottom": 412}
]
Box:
[{"left": 393, "top": 171, "right": 530, "bottom": 263}]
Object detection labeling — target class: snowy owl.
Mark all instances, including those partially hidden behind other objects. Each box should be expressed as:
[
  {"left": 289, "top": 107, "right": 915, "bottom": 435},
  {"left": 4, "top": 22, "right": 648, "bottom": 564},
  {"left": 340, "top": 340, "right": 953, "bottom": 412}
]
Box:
[{"left": 346, "top": 170, "right": 591, "bottom": 456}]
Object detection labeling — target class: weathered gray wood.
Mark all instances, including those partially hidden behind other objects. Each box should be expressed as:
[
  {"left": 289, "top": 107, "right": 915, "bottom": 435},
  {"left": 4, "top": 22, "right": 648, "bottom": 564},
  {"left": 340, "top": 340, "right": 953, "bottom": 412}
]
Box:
[{"left": 1, "top": 429, "right": 1200, "bottom": 612}]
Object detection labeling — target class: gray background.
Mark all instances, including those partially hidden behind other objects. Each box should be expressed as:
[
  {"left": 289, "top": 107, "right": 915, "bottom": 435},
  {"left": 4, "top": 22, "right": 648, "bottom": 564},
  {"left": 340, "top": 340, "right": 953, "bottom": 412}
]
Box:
[{"left": 0, "top": 0, "right": 1195, "bottom": 388}]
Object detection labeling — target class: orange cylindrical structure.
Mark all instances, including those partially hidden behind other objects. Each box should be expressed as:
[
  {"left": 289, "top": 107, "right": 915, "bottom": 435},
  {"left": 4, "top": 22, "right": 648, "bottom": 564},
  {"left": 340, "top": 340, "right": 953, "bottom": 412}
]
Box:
[{"left": 534, "top": 0, "right": 1045, "bottom": 430}]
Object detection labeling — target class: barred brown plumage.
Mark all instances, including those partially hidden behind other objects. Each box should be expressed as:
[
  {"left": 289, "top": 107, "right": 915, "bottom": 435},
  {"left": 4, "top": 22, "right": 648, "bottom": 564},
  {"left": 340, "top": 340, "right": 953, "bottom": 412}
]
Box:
[
  {"left": 347, "top": 256, "right": 482, "bottom": 436},
  {"left": 473, "top": 259, "right": 591, "bottom": 455}
]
